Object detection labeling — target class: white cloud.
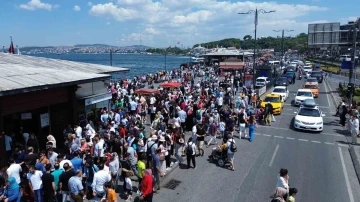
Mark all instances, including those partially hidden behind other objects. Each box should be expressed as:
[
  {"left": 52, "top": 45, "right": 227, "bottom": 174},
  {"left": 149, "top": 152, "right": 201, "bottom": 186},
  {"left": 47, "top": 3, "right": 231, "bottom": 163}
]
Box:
[
  {"left": 19, "top": 0, "right": 58, "bottom": 11},
  {"left": 89, "top": 0, "right": 329, "bottom": 46},
  {"left": 88, "top": 2, "right": 93, "bottom": 7},
  {"left": 106, "top": 22, "right": 111, "bottom": 25},
  {"left": 73, "top": 5, "right": 81, "bottom": 11}
]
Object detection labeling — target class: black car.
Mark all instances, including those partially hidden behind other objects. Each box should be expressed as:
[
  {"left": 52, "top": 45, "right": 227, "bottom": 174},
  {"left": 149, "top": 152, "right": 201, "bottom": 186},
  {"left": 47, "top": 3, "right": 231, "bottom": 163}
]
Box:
[
  {"left": 285, "top": 72, "right": 295, "bottom": 84},
  {"left": 274, "top": 77, "right": 289, "bottom": 87},
  {"left": 310, "top": 71, "right": 323, "bottom": 83}
]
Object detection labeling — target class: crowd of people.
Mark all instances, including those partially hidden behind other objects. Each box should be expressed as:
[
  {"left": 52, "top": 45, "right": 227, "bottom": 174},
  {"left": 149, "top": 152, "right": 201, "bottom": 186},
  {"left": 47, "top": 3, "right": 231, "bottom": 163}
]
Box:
[
  {"left": 1, "top": 63, "right": 296, "bottom": 202},
  {"left": 336, "top": 99, "right": 360, "bottom": 144}
]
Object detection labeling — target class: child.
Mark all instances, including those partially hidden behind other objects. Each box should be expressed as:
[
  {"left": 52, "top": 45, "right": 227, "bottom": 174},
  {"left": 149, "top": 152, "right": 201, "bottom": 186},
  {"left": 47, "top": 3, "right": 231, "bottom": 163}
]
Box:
[
  {"left": 124, "top": 171, "right": 133, "bottom": 202},
  {"left": 102, "top": 182, "right": 117, "bottom": 202},
  {"left": 287, "top": 188, "right": 298, "bottom": 202}
]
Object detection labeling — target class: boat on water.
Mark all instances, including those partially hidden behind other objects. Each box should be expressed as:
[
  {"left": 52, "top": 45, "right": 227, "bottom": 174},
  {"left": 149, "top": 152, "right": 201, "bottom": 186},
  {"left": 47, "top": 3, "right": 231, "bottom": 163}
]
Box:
[{"left": 191, "top": 57, "right": 204, "bottom": 62}]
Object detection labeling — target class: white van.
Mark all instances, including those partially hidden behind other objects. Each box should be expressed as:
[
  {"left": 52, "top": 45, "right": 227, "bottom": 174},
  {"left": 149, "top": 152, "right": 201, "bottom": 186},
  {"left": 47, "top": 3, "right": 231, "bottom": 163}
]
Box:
[
  {"left": 339, "top": 55, "right": 351, "bottom": 61},
  {"left": 269, "top": 61, "right": 280, "bottom": 65}
]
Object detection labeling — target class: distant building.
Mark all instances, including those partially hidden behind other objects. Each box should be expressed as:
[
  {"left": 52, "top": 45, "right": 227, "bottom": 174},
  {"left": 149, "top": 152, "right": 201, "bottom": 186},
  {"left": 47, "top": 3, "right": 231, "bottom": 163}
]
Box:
[{"left": 307, "top": 19, "right": 360, "bottom": 56}]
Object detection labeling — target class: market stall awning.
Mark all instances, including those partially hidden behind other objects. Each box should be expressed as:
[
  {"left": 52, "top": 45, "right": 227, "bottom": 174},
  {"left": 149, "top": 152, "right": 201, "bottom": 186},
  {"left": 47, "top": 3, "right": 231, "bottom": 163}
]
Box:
[
  {"left": 135, "top": 88, "right": 160, "bottom": 95},
  {"left": 219, "top": 65, "right": 244, "bottom": 70},
  {"left": 160, "top": 82, "right": 182, "bottom": 88}
]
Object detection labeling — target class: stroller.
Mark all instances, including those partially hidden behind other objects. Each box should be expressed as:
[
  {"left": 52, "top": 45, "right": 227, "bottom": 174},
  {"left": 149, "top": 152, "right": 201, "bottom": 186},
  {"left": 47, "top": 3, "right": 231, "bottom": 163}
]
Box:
[{"left": 208, "top": 147, "right": 229, "bottom": 167}]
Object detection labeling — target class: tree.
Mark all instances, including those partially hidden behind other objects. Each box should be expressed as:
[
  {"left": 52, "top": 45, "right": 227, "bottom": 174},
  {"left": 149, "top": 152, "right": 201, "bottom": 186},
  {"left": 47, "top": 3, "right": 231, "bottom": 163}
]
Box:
[{"left": 243, "top": 35, "right": 252, "bottom": 40}]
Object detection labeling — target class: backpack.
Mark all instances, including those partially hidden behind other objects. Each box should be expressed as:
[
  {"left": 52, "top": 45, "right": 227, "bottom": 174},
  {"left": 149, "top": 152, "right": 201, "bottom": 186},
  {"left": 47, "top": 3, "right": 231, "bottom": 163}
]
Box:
[
  {"left": 146, "top": 143, "right": 155, "bottom": 159},
  {"left": 230, "top": 140, "right": 237, "bottom": 152},
  {"left": 186, "top": 143, "right": 193, "bottom": 155}
]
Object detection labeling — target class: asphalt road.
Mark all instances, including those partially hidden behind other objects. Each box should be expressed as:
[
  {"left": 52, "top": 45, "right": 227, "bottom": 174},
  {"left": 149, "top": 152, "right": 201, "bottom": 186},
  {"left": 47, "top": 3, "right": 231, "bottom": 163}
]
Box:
[{"left": 154, "top": 78, "right": 360, "bottom": 202}]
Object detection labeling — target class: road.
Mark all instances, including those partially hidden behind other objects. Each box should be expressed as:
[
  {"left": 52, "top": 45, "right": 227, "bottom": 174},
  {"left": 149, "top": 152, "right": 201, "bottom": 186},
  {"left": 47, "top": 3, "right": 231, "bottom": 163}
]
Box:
[{"left": 153, "top": 78, "right": 360, "bottom": 202}]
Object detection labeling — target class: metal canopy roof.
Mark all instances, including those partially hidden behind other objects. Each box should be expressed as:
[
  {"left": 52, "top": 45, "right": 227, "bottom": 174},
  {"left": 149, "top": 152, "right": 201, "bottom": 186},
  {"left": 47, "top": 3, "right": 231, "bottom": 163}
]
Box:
[{"left": 0, "top": 53, "right": 129, "bottom": 96}]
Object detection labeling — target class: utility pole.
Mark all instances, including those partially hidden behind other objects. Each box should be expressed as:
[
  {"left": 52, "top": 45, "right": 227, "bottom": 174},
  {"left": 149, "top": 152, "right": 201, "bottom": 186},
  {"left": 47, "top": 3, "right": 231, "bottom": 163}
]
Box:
[
  {"left": 239, "top": 9, "right": 275, "bottom": 89},
  {"left": 273, "top": 29, "right": 294, "bottom": 66},
  {"left": 349, "top": 19, "right": 359, "bottom": 106}
]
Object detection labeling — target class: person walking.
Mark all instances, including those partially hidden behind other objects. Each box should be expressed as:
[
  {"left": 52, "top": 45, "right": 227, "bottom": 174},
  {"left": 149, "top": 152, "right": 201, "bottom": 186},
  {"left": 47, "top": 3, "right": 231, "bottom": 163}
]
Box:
[
  {"left": 68, "top": 170, "right": 84, "bottom": 202},
  {"left": 248, "top": 115, "right": 256, "bottom": 142},
  {"left": 140, "top": 169, "right": 154, "bottom": 202},
  {"left": 92, "top": 163, "right": 111, "bottom": 202},
  {"left": 206, "top": 120, "right": 218, "bottom": 147},
  {"left": 350, "top": 114, "right": 359, "bottom": 144},
  {"left": 42, "top": 164, "right": 56, "bottom": 202},
  {"left": 185, "top": 137, "right": 196, "bottom": 169},
  {"left": 238, "top": 106, "right": 248, "bottom": 139},
  {"left": 226, "top": 134, "right": 236, "bottom": 171},
  {"left": 264, "top": 101, "right": 273, "bottom": 126},
  {"left": 196, "top": 123, "right": 206, "bottom": 156},
  {"left": 27, "top": 164, "right": 44, "bottom": 202}
]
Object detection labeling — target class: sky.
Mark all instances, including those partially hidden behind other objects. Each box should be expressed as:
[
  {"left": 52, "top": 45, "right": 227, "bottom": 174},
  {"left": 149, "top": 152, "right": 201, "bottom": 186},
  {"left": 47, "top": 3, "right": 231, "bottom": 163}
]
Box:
[{"left": 0, "top": 0, "right": 358, "bottom": 48}]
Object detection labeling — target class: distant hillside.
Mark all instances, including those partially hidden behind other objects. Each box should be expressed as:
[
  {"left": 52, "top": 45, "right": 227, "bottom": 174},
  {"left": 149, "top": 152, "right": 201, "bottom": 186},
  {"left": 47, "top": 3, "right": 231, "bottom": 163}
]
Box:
[
  {"left": 194, "top": 33, "right": 308, "bottom": 53},
  {"left": 74, "top": 44, "right": 114, "bottom": 47}
]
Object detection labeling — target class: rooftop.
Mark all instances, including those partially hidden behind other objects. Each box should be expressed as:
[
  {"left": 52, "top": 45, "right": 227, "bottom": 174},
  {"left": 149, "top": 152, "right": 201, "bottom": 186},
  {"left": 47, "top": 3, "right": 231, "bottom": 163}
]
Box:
[{"left": 0, "top": 53, "right": 129, "bottom": 96}]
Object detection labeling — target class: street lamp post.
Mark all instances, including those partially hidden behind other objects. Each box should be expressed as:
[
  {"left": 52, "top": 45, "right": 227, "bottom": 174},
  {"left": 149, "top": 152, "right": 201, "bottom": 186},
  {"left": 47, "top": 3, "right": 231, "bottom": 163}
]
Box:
[
  {"left": 239, "top": 9, "right": 275, "bottom": 89},
  {"left": 273, "top": 29, "right": 294, "bottom": 66}
]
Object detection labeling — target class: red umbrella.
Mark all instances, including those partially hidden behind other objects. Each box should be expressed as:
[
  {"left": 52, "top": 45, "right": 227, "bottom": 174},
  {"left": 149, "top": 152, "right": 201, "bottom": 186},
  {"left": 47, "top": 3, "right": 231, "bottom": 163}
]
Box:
[
  {"left": 135, "top": 88, "right": 160, "bottom": 95},
  {"left": 160, "top": 82, "right": 181, "bottom": 88}
]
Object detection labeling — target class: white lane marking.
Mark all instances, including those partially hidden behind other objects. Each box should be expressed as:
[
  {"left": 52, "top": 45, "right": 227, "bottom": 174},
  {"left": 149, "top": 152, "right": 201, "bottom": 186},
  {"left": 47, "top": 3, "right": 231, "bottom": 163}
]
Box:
[
  {"left": 283, "top": 103, "right": 329, "bottom": 108},
  {"left": 338, "top": 143, "right": 349, "bottom": 147},
  {"left": 286, "top": 137, "right": 295, "bottom": 140},
  {"left": 263, "top": 134, "right": 271, "bottom": 137},
  {"left": 324, "top": 142, "right": 335, "bottom": 145},
  {"left": 338, "top": 147, "right": 355, "bottom": 202},
  {"left": 274, "top": 136, "right": 284, "bottom": 139},
  {"left": 324, "top": 80, "right": 332, "bottom": 109},
  {"left": 280, "top": 113, "right": 337, "bottom": 119},
  {"left": 299, "top": 139, "right": 309, "bottom": 142},
  {"left": 311, "top": 140, "right": 321, "bottom": 144},
  {"left": 257, "top": 125, "right": 343, "bottom": 137},
  {"left": 269, "top": 144, "right": 279, "bottom": 167}
]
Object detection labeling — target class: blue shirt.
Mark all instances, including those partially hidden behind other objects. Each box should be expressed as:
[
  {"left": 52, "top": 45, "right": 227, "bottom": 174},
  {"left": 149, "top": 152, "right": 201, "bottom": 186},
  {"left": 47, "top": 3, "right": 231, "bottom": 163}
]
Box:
[
  {"left": 68, "top": 176, "right": 83, "bottom": 195},
  {"left": 70, "top": 157, "right": 83, "bottom": 173},
  {"left": 35, "top": 162, "right": 46, "bottom": 173}
]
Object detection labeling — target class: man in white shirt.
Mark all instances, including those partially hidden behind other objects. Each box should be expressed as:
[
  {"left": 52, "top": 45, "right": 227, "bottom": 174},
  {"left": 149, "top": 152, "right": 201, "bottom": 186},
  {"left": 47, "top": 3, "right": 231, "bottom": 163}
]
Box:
[
  {"left": 94, "top": 138, "right": 104, "bottom": 157},
  {"left": 217, "top": 96, "right": 223, "bottom": 110},
  {"left": 192, "top": 123, "right": 198, "bottom": 145},
  {"left": 58, "top": 154, "right": 73, "bottom": 171},
  {"left": 92, "top": 163, "right": 111, "bottom": 202},
  {"left": 74, "top": 125, "right": 82, "bottom": 139},
  {"left": 185, "top": 137, "right": 197, "bottom": 169},
  {"left": 7, "top": 158, "right": 22, "bottom": 184},
  {"left": 350, "top": 115, "right": 359, "bottom": 144},
  {"left": 27, "top": 164, "right": 44, "bottom": 202},
  {"left": 150, "top": 96, "right": 156, "bottom": 105},
  {"left": 130, "top": 99, "right": 138, "bottom": 115},
  {"left": 276, "top": 168, "right": 289, "bottom": 191}
]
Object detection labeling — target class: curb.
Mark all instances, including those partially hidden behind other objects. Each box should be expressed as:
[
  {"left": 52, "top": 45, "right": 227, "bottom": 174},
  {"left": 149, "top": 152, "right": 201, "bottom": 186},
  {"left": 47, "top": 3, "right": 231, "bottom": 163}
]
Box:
[
  {"left": 349, "top": 146, "right": 360, "bottom": 184},
  {"left": 324, "top": 79, "right": 338, "bottom": 110}
]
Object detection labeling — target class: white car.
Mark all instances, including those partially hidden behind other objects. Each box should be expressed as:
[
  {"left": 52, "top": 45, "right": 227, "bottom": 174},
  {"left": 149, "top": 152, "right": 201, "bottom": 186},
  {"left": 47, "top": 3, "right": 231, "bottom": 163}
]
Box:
[
  {"left": 272, "top": 86, "right": 289, "bottom": 101},
  {"left": 303, "top": 66, "right": 312, "bottom": 73},
  {"left": 294, "top": 99, "right": 324, "bottom": 132},
  {"left": 305, "top": 61, "right": 311, "bottom": 66},
  {"left": 294, "top": 89, "right": 314, "bottom": 106},
  {"left": 255, "top": 77, "right": 270, "bottom": 86}
]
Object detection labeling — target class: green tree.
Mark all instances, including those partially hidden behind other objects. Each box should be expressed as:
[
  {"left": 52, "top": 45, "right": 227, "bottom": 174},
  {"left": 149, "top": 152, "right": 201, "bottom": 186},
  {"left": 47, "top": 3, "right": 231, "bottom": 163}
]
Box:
[{"left": 243, "top": 35, "right": 252, "bottom": 40}]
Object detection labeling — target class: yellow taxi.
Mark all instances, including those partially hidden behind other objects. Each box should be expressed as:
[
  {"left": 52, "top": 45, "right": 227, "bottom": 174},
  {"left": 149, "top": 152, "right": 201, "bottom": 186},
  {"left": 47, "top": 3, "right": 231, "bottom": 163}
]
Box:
[
  {"left": 302, "top": 82, "right": 319, "bottom": 98},
  {"left": 260, "top": 93, "right": 284, "bottom": 115}
]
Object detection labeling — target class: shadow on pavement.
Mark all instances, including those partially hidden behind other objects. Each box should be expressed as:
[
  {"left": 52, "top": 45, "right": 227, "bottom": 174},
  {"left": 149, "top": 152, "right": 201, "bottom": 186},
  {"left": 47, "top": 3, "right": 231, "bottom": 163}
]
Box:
[{"left": 333, "top": 128, "right": 350, "bottom": 136}]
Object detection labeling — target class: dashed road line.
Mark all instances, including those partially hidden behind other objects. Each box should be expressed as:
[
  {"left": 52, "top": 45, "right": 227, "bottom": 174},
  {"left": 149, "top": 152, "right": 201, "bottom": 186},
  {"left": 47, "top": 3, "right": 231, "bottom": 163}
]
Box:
[
  {"left": 299, "top": 139, "right": 309, "bottom": 142},
  {"left": 325, "top": 142, "right": 335, "bottom": 145},
  {"left": 311, "top": 140, "right": 321, "bottom": 144},
  {"left": 274, "top": 136, "right": 284, "bottom": 139},
  {"left": 263, "top": 134, "right": 271, "bottom": 137},
  {"left": 286, "top": 137, "right": 295, "bottom": 140},
  {"left": 269, "top": 144, "right": 279, "bottom": 167}
]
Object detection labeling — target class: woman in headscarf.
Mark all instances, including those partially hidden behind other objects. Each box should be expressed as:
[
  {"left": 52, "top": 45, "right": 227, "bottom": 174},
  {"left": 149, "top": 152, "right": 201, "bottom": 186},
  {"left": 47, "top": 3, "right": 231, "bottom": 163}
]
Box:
[
  {"left": 140, "top": 169, "right": 153, "bottom": 202},
  {"left": 0, "top": 177, "right": 21, "bottom": 202},
  {"left": 47, "top": 134, "right": 56, "bottom": 148},
  {"left": 270, "top": 187, "right": 287, "bottom": 202}
]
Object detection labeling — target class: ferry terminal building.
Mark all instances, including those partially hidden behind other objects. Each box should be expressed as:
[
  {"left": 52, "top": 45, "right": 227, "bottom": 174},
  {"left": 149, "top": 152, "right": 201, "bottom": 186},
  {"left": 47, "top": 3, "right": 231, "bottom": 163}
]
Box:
[{"left": 0, "top": 53, "right": 128, "bottom": 166}]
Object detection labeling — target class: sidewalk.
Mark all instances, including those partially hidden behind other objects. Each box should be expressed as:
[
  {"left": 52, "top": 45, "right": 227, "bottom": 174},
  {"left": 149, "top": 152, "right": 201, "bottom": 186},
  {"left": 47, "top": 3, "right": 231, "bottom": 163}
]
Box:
[{"left": 325, "top": 79, "right": 360, "bottom": 184}]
